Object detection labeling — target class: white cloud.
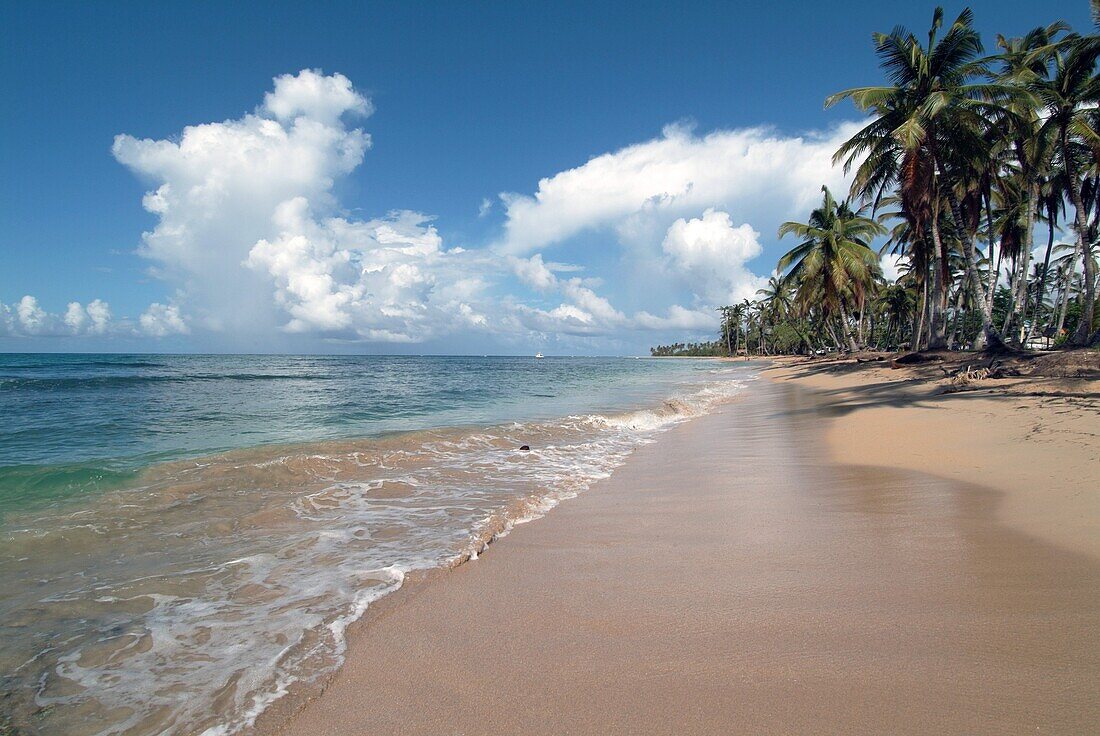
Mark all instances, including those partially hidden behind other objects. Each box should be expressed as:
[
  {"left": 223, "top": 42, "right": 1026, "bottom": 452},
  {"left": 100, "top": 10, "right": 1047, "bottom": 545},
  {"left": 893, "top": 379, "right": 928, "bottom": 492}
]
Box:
[
  {"left": 62, "top": 299, "right": 113, "bottom": 335},
  {"left": 111, "top": 69, "right": 504, "bottom": 344},
  {"left": 245, "top": 199, "right": 488, "bottom": 341},
  {"left": 880, "top": 253, "right": 904, "bottom": 283},
  {"left": 0, "top": 296, "right": 124, "bottom": 338},
  {"left": 140, "top": 303, "right": 190, "bottom": 337},
  {"left": 86, "top": 300, "right": 112, "bottom": 334},
  {"left": 112, "top": 69, "right": 372, "bottom": 334},
  {"left": 262, "top": 70, "right": 371, "bottom": 125},
  {"left": 496, "top": 121, "right": 861, "bottom": 256},
  {"left": 510, "top": 254, "right": 558, "bottom": 292},
  {"left": 17, "top": 296, "right": 50, "bottom": 334},
  {"left": 63, "top": 302, "right": 88, "bottom": 333},
  {"left": 94, "top": 69, "right": 863, "bottom": 350},
  {"left": 662, "top": 208, "right": 766, "bottom": 304},
  {"left": 633, "top": 304, "right": 718, "bottom": 331}
]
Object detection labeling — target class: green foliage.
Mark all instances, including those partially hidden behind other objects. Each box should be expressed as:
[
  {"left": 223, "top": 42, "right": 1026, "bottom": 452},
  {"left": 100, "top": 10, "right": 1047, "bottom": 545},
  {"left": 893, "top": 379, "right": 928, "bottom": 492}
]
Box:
[{"left": 650, "top": 341, "right": 727, "bottom": 357}]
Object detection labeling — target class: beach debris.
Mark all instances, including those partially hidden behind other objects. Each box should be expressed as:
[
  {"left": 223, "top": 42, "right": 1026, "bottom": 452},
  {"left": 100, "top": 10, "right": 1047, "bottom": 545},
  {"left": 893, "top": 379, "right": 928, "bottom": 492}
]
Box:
[
  {"left": 948, "top": 365, "right": 994, "bottom": 386},
  {"left": 939, "top": 359, "right": 1023, "bottom": 391},
  {"left": 891, "top": 351, "right": 944, "bottom": 368}
]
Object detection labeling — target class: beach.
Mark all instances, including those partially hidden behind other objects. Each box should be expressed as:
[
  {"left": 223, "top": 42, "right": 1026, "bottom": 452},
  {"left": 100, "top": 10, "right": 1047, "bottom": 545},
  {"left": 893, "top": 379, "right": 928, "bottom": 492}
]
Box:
[{"left": 269, "top": 359, "right": 1100, "bottom": 735}]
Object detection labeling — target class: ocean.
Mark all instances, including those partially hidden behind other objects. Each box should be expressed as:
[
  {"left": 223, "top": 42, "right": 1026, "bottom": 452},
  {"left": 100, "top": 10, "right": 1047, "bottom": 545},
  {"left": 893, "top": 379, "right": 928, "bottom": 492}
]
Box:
[{"left": 0, "top": 354, "right": 753, "bottom": 735}]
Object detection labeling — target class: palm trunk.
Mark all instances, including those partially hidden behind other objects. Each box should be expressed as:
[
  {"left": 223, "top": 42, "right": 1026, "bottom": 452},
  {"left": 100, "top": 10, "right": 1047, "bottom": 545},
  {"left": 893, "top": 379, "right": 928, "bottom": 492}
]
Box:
[
  {"left": 949, "top": 287, "right": 966, "bottom": 348},
  {"left": 927, "top": 217, "right": 948, "bottom": 349},
  {"left": 1006, "top": 181, "right": 1038, "bottom": 346},
  {"left": 1065, "top": 132, "right": 1097, "bottom": 346},
  {"left": 1056, "top": 259, "right": 1078, "bottom": 335},
  {"left": 1000, "top": 252, "right": 1018, "bottom": 334},
  {"left": 1026, "top": 214, "right": 1057, "bottom": 343},
  {"left": 912, "top": 277, "right": 928, "bottom": 351},
  {"left": 935, "top": 157, "right": 998, "bottom": 350},
  {"left": 985, "top": 194, "right": 1000, "bottom": 308},
  {"left": 838, "top": 303, "right": 860, "bottom": 353},
  {"left": 857, "top": 297, "right": 866, "bottom": 345}
]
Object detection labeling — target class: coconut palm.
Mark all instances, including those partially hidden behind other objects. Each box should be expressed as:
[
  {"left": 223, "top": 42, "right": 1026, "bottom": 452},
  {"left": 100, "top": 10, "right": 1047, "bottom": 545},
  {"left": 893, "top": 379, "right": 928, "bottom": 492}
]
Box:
[
  {"left": 993, "top": 23, "right": 1068, "bottom": 345},
  {"left": 778, "top": 186, "right": 885, "bottom": 352},
  {"left": 716, "top": 306, "right": 736, "bottom": 356},
  {"left": 827, "top": 7, "right": 1019, "bottom": 349},
  {"left": 1030, "top": 32, "right": 1100, "bottom": 344},
  {"left": 1027, "top": 171, "right": 1068, "bottom": 341}
]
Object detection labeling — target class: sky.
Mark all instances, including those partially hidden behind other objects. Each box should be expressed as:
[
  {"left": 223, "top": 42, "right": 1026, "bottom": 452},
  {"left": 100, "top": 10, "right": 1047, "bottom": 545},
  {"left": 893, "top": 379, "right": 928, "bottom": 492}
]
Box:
[{"left": 1, "top": 1, "right": 1091, "bottom": 354}]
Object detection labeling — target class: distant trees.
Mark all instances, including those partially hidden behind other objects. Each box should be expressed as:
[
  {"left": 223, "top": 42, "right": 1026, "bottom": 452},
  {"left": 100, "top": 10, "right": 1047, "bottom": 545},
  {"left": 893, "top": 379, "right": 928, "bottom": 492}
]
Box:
[{"left": 650, "top": 341, "right": 727, "bottom": 357}]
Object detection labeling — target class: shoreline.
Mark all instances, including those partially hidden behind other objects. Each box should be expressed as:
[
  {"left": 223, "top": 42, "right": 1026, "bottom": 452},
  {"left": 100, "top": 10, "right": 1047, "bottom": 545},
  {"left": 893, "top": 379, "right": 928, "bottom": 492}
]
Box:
[{"left": 263, "top": 363, "right": 1099, "bottom": 735}]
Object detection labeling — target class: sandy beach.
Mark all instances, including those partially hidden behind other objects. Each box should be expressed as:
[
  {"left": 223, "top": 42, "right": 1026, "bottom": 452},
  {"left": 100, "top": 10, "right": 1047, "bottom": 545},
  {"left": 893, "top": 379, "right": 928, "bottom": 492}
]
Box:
[{"left": 264, "top": 360, "right": 1100, "bottom": 735}]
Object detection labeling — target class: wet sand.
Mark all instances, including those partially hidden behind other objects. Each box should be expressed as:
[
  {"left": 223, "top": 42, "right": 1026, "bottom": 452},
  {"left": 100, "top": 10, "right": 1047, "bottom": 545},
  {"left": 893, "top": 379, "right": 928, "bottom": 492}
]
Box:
[{"left": 272, "top": 371, "right": 1100, "bottom": 735}]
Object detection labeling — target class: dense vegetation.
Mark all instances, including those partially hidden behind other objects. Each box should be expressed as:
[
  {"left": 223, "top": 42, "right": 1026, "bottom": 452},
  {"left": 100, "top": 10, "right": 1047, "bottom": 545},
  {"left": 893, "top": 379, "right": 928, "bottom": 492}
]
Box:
[
  {"left": 650, "top": 341, "right": 728, "bottom": 357},
  {"left": 659, "top": 5, "right": 1100, "bottom": 357}
]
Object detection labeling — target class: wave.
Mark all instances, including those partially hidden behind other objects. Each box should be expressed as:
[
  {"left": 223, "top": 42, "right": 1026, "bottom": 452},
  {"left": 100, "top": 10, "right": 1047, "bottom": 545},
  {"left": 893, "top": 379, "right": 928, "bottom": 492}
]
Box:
[
  {"left": 0, "top": 373, "right": 337, "bottom": 389},
  {"left": 0, "top": 370, "right": 752, "bottom": 736},
  {"left": 85, "top": 359, "right": 168, "bottom": 368},
  {"left": 0, "top": 462, "right": 137, "bottom": 509}
]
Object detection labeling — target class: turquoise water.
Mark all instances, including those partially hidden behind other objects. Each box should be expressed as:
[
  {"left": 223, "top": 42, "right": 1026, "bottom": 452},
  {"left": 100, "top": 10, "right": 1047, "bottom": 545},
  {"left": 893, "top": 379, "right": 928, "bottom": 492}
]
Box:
[
  {"left": 0, "top": 354, "right": 709, "bottom": 510},
  {"left": 0, "top": 354, "right": 753, "bottom": 735}
]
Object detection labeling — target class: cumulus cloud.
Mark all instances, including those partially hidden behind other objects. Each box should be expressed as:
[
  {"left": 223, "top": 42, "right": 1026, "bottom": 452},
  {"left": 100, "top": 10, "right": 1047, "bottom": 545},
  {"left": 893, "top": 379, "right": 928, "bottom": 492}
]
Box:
[
  {"left": 0, "top": 294, "right": 199, "bottom": 339},
  {"left": 632, "top": 305, "right": 718, "bottom": 331},
  {"left": 662, "top": 208, "right": 766, "bottom": 304},
  {"left": 95, "top": 69, "right": 863, "bottom": 349},
  {"left": 16, "top": 296, "right": 49, "bottom": 334},
  {"left": 245, "top": 199, "right": 489, "bottom": 340},
  {"left": 61, "top": 299, "right": 112, "bottom": 335},
  {"left": 112, "top": 69, "right": 373, "bottom": 334},
  {"left": 880, "top": 253, "right": 905, "bottom": 283},
  {"left": 510, "top": 254, "right": 558, "bottom": 292},
  {"left": 139, "top": 303, "right": 190, "bottom": 337},
  {"left": 496, "top": 121, "right": 861, "bottom": 256},
  {"left": 0, "top": 296, "right": 144, "bottom": 338},
  {"left": 110, "top": 69, "right": 503, "bottom": 344},
  {"left": 262, "top": 71, "right": 371, "bottom": 125},
  {"left": 0, "top": 296, "right": 116, "bottom": 336},
  {"left": 484, "top": 121, "right": 860, "bottom": 344}
]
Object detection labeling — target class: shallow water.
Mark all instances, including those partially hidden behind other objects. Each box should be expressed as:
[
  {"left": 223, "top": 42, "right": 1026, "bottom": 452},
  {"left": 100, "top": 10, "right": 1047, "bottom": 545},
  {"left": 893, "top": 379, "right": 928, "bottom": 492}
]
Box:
[{"left": 0, "top": 355, "right": 754, "bottom": 735}]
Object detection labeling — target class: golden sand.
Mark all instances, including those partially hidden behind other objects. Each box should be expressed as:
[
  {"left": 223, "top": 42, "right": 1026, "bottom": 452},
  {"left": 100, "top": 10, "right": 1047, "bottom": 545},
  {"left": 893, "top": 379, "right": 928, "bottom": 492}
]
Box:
[{"left": 267, "top": 365, "right": 1099, "bottom": 735}]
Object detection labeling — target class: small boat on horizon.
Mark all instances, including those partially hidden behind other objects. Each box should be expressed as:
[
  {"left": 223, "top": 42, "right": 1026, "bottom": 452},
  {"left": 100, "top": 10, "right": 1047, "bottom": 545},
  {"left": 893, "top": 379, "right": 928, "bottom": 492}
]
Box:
[{"left": 535, "top": 352, "right": 544, "bottom": 359}]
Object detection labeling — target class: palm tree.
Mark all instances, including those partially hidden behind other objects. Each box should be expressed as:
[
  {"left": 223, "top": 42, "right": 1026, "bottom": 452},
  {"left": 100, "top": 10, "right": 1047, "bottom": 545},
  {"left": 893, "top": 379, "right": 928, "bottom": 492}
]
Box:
[
  {"left": 756, "top": 276, "right": 811, "bottom": 354},
  {"left": 716, "top": 306, "right": 736, "bottom": 356},
  {"left": 778, "top": 186, "right": 885, "bottom": 352},
  {"left": 1031, "top": 32, "right": 1100, "bottom": 345},
  {"left": 1027, "top": 171, "right": 1068, "bottom": 342},
  {"left": 726, "top": 302, "right": 748, "bottom": 355},
  {"left": 879, "top": 281, "right": 919, "bottom": 348},
  {"left": 756, "top": 275, "right": 793, "bottom": 322},
  {"left": 827, "top": 7, "right": 1016, "bottom": 349},
  {"left": 993, "top": 23, "right": 1068, "bottom": 345}
]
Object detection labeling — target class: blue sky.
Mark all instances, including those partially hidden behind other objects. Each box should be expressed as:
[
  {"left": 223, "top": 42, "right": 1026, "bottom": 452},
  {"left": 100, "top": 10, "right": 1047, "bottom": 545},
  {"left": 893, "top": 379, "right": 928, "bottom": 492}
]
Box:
[{"left": 1, "top": 1, "right": 1090, "bottom": 353}]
